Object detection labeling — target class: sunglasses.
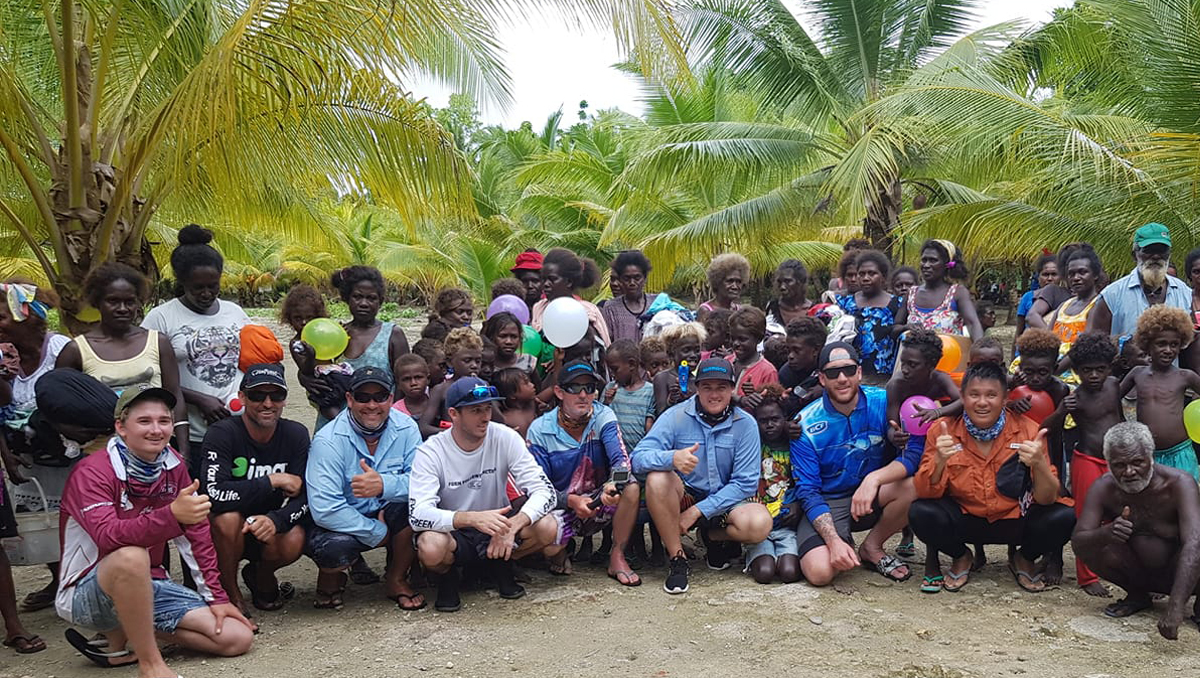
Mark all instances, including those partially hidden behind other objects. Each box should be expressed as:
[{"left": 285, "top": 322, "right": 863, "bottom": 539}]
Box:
[
  {"left": 561, "top": 382, "right": 599, "bottom": 395},
  {"left": 245, "top": 390, "right": 287, "bottom": 403},
  {"left": 821, "top": 364, "right": 858, "bottom": 380},
  {"left": 451, "top": 385, "right": 500, "bottom": 408},
  {"left": 352, "top": 390, "right": 392, "bottom": 404}
]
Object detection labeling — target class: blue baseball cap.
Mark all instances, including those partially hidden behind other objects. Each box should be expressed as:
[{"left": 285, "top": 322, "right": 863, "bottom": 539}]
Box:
[
  {"left": 695, "top": 358, "right": 735, "bottom": 384},
  {"left": 446, "top": 376, "right": 504, "bottom": 410}
]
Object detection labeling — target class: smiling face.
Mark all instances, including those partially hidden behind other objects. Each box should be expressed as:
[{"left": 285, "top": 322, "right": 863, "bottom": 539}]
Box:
[
  {"left": 729, "top": 325, "right": 758, "bottom": 362},
  {"left": 115, "top": 399, "right": 173, "bottom": 459},
  {"left": 962, "top": 376, "right": 1005, "bottom": 429},
  {"left": 242, "top": 386, "right": 286, "bottom": 430},
  {"left": 818, "top": 358, "right": 861, "bottom": 404},
  {"left": 98, "top": 279, "right": 141, "bottom": 333},
  {"left": 347, "top": 280, "right": 382, "bottom": 322},
  {"left": 674, "top": 336, "right": 702, "bottom": 367},
  {"left": 696, "top": 379, "right": 733, "bottom": 415},
  {"left": 181, "top": 265, "right": 221, "bottom": 313},
  {"left": 1149, "top": 330, "right": 1183, "bottom": 368},
  {"left": 346, "top": 383, "right": 393, "bottom": 429}
]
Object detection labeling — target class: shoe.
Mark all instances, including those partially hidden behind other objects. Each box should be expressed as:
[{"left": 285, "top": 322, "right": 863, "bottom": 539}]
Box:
[
  {"left": 664, "top": 553, "right": 690, "bottom": 594},
  {"left": 699, "top": 527, "right": 732, "bottom": 571},
  {"left": 435, "top": 568, "right": 462, "bottom": 612},
  {"left": 491, "top": 560, "right": 526, "bottom": 600}
]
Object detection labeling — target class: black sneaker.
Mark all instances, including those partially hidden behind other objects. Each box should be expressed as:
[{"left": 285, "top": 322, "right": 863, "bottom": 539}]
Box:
[
  {"left": 664, "top": 553, "right": 690, "bottom": 594},
  {"left": 491, "top": 560, "right": 526, "bottom": 600},
  {"left": 699, "top": 526, "right": 733, "bottom": 571},
  {"left": 435, "top": 568, "right": 462, "bottom": 612}
]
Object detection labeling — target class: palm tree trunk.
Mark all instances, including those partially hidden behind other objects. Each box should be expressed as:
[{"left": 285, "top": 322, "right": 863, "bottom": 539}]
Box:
[{"left": 864, "top": 175, "right": 901, "bottom": 258}]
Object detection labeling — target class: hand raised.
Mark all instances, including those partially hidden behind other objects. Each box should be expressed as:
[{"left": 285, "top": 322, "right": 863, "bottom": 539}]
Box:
[
  {"left": 170, "top": 479, "right": 211, "bottom": 525},
  {"left": 351, "top": 459, "right": 384, "bottom": 499},
  {"left": 1111, "top": 506, "right": 1133, "bottom": 543},
  {"left": 673, "top": 443, "right": 700, "bottom": 474},
  {"left": 1016, "top": 429, "right": 1049, "bottom": 469},
  {"left": 934, "top": 420, "right": 961, "bottom": 463},
  {"left": 603, "top": 383, "right": 618, "bottom": 404}
]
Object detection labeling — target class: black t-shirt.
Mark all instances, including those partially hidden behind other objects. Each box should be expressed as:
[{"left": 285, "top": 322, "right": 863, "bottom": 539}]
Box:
[{"left": 201, "top": 417, "right": 311, "bottom": 532}]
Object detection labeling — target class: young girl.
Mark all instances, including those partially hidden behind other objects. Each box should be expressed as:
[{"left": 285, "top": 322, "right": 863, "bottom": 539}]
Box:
[
  {"left": 280, "top": 284, "right": 352, "bottom": 424},
  {"left": 411, "top": 338, "right": 447, "bottom": 384},
  {"left": 745, "top": 385, "right": 801, "bottom": 584},
  {"left": 701, "top": 308, "right": 732, "bottom": 360},
  {"left": 602, "top": 339, "right": 654, "bottom": 449},
  {"left": 421, "top": 287, "right": 474, "bottom": 341},
  {"left": 493, "top": 367, "right": 538, "bottom": 438},
  {"left": 482, "top": 311, "right": 535, "bottom": 373},
  {"left": 392, "top": 353, "right": 431, "bottom": 420},
  {"left": 652, "top": 322, "right": 706, "bottom": 416},
  {"left": 726, "top": 307, "right": 779, "bottom": 395},
  {"left": 418, "top": 328, "right": 484, "bottom": 439}
]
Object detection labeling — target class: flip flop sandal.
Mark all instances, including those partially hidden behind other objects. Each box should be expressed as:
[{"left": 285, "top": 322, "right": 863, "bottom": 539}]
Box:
[
  {"left": 608, "top": 570, "right": 642, "bottom": 587},
  {"left": 896, "top": 542, "right": 917, "bottom": 559},
  {"left": 20, "top": 588, "right": 56, "bottom": 612},
  {"left": 390, "top": 592, "right": 428, "bottom": 611},
  {"left": 920, "top": 575, "right": 944, "bottom": 594},
  {"left": 547, "top": 551, "right": 572, "bottom": 576},
  {"left": 65, "top": 628, "right": 136, "bottom": 667},
  {"left": 862, "top": 553, "right": 912, "bottom": 582},
  {"left": 4, "top": 633, "right": 47, "bottom": 654},
  {"left": 242, "top": 563, "right": 295, "bottom": 611},
  {"left": 313, "top": 572, "right": 348, "bottom": 609},
  {"left": 1103, "top": 596, "right": 1152, "bottom": 618},
  {"left": 1007, "top": 562, "right": 1045, "bottom": 593},
  {"left": 943, "top": 569, "right": 970, "bottom": 592}
]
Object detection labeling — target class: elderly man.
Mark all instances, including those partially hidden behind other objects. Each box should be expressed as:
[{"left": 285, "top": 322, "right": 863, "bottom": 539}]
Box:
[
  {"left": 305, "top": 366, "right": 424, "bottom": 610},
  {"left": 1073, "top": 422, "right": 1200, "bottom": 640},
  {"left": 1088, "top": 223, "right": 1191, "bottom": 338},
  {"left": 526, "top": 360, "right": 641, "bottom": 586},
  {"left": 633, "top": 358, "right": 771, "bottom": 595},
  {"left": 792, "top": 342, "right": 916, "bottom": 586}
]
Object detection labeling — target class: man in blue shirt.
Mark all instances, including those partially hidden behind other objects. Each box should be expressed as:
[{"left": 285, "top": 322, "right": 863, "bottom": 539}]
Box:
[
  {"left": 1089, "top": 223, "right": 1191, "bottom": 338},
  {"left": 526, "top": 360, "right": 641, "bottom": 587},
  {"left": 306, "top": 367, "right": 425, "bottom": 610},
  {"left": 792, "top": 342, "right": 916, "bottom": 586},
  {"left": 634, "top": 358, "right": 771, "bottom": 594}
]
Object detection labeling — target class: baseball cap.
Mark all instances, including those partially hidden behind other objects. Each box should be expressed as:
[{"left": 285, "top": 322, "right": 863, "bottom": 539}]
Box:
[
  {"left": 511, "top": 250, "right": 543, "bottom": 272},
  {"left": 557, "top": 360, "right": 602, "bottom": 386},
  {"left": 1134, "top": 222, "right": 1171, "bottom": 248},
  {"left": 114, "top": 385, "right": 177, "bottom": 419},
  {"left": 694, "top": 358, "right": 736, "bottom": 383},
  {"left": 349, "top": 366, "right": 393, "bottom": 392},
  {"left": 446, "top": 376, "right": 504, "bottom": 410},
  {"left": 241, "top": 363, "right": 287, "bottom": 391},
  {"left": 819, "top": 341, "right": 860, "bottom": 369}
]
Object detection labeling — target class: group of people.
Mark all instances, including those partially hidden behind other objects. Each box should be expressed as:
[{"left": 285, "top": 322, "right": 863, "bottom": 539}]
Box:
[{"left": 3, "top": 221, "right": 1200, "bottom": 677}]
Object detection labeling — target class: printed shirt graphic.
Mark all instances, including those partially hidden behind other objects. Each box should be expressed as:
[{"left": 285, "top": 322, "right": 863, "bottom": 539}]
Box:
[
  {"left": 525, "top": 404, "right": 630, "bottom": 498},
  {"left": 200, "top": 417, "right": 310, "bottom": 532},
  {"left": 756, "top": 444, "right": 793, "bottom": 519},
  {"left": 143, "top": 298, "right": 249, "bottom": 440}
]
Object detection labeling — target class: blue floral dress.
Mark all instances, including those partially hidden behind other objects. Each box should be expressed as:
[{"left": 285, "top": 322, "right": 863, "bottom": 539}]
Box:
[{"left": 837, "top": 294, "right": 900, "bottom": 376}]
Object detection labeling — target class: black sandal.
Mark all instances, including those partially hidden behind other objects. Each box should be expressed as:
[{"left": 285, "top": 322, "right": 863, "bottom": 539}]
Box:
[
  {"left": 242, "top": 562, "right": 295, "bottom": 611},
  {"left": 64, "top": 628, "right": 135, "bottom": 667},
  {"left": 313, "top": 571, "right": 348, "bottom": 610}
]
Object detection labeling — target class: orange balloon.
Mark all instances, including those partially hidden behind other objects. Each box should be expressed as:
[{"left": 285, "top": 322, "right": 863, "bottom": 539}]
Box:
[{"left": 936, "top": 334, "right": 963, "bottom": 373}]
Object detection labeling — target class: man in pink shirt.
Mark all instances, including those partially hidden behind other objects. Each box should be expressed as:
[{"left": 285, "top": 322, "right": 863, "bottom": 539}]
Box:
[{"left": 56, "top": 385, "right": 254, "bottom": 676}]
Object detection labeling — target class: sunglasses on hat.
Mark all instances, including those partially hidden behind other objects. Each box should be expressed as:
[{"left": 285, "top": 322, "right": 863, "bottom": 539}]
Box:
[{"left": 821, "top": 364, "right": 858, "bottom": 380}]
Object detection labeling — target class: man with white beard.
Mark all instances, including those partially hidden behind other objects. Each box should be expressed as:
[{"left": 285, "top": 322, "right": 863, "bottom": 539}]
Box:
[
  {"left": 1072, "top": 422, "right": 1200, "bottom": 640},
  {"left": 1087, "top": 223, "right": 1191, "bottom": 337}
]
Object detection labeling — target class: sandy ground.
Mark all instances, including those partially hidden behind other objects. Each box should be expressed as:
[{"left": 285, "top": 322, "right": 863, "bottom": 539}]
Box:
[{"left": 7, "top": 315, "right": 1192, "bottom": 678}]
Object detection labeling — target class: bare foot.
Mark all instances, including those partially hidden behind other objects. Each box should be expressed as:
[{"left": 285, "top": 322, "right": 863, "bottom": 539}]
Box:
[
  {"left": 971, "top": 544, "right": 987, "bottom": 572},
  {"left": 1040, "top": 556, "right": 1064, "bottom": 586},
  {"left": 1082, "top": 581, "right": 1111, "bottom": 597}
]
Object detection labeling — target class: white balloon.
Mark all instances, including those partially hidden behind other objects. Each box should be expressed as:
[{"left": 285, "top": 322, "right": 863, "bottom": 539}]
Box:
[{"left": 542, "top": 297, "right": 590, "bottom": 348}]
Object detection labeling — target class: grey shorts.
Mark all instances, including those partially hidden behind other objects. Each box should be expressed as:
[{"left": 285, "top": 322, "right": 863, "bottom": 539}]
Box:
[
  {"left": 69, "top": 567, "right": 207, "bottom": 633},
  {"left": 795, "top": 495, "right": 880, "bottom": 558}
]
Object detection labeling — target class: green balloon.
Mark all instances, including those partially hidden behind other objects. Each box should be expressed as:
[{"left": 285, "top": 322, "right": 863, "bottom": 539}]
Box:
[
  {"left": 520, "top": 324, "right": 543, "bottom": 357},
  {"left": 301, "top": 318, "right": 350, "bottom": 361}
]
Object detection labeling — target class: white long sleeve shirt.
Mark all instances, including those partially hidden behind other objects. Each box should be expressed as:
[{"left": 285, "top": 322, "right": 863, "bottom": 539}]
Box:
[{"left": 408, "top": 423, "right": 556, "bottom": 533}]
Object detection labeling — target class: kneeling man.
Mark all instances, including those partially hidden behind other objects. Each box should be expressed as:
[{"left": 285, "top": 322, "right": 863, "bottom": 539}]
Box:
[{"left": 1073, "top": 421, "right": 1200, "bottom": 639}]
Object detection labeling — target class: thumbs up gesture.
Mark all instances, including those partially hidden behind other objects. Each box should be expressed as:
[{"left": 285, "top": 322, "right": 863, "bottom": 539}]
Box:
[
  {"left": 1111, "top": 505, "right": 1134, "bottom": 543},
  {"left": 1017, "top": 429, "right": 1049, "bottom": 470},
  {"left": 170, "top": 479, "right": 211, "bottom": 525},
  {"left": 352, "top": 458, "right": 384, "bottom": 499},
  {"left": 673, "top": 443, "right": 700, "bottom": 474},
  {"left": 934, "top": 420, "right": 961, "bottom": 463}
]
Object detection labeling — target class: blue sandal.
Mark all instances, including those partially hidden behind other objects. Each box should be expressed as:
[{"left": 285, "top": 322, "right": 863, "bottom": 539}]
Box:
[{"left": 920, "top": 575, "right": 944, "bottom": 594}]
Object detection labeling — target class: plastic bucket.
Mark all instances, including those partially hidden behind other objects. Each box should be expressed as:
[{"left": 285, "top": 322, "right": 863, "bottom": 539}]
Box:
[{"left": 1, "top": 477, "right": 61, "bottom": 565}]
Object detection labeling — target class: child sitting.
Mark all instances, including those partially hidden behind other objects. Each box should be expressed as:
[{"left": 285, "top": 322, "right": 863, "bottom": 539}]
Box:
[
  {"left": 411, "top": 338, "right": 448, "bottom": 384},
  {"left": 280, "top": 284, "right": 351, "bottom": 423},
  {"left": 493, "top": 367, "right": 538, "bottom": 438},
  {"left": 652, "top": 322, "right": 706, "bottom": 416},
  {"left": 727, "top": 307, "right": 780, "bottom": 395},
  {"left": 780, "top": 318, "right": 826, "bottom": 415},
  {"left": 482, "top": 311, "right": 536, "bottom": 373},
  {"left": 745, "top": 385, "right": 801, "bottom": 584},
  {"left": 418, "top": 327, "right": 484, "bottom": 439},
  {"left": 602, "top": 339, "right": 655, "bottom": 449},
  {"left": 701, "top": 308, "right": 732, "bottom": 360},
  {"left": 1120, "top": 306, "right": 1200, "bottom": 482},
  {"left": 1041, "top": 331, "right": 1122, "bottom": 597},
  {"left": 392, "top": 353, "right": 431, "bottom": 420},
  {"left": 639, "top": 336, "right": 670, "bottom": 380}
]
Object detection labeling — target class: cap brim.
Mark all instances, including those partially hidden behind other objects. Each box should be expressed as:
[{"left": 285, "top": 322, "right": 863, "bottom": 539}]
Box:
[
  {"left": 449, "top": 395, "right": 504, "bottom": 410},
  {"left": 1137, "top": 237, "right": 1171, "bottom": 247},
  {"left": 121, "top": 387, "right": 178, "bottom": 413}
]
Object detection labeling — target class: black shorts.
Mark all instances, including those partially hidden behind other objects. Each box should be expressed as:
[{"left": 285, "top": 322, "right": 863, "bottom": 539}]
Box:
[
  {"left": 304, "top": 502, "right": 408, "bottom": 570},
  {"left": 443, "top": 528, "right": 525, "bottom": 567}
]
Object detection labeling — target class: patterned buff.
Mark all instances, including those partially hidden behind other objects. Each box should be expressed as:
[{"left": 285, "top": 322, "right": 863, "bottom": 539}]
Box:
[
  {"left": 348, "top": 410, "right": 387, "bottom": 442},
  {"left": 557, "top": 406, "right": 592, "bottom": 439},
  {"left": 963, "top": 410, "right": 1006, "bottom": 442},
  {"left": 114, "top": 437, "right": 169, "bottom": 484},
  {"left": 0, "top": 283, "right": 49, "bottom": 322}
]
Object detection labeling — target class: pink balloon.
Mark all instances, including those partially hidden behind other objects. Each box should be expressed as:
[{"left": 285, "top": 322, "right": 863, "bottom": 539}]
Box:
[
  {"left": 486, "top": 294, "right": 530, "bottom": 325},
  {"left": 900, "top": 395, "right": 938, "bottom": 436}
]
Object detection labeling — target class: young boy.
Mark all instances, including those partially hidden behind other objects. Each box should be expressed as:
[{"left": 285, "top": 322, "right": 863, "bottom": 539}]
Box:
[
  {"left": 977, "top": 301, "right": 997, "bottom": 333},
  {"left": 418, "top": 328, "right": 484, "bottom": 439},
  {"left": 779, "top": 318, "right": 826, "bottom": 415},
  {"left": 1012, "top": 329, "right": 1070, "bottom": 422},
  {"left": 701, "top": 308, "right": 732, "bottom": 360},
  {"left": 392, "top": 353, "right": 431, "bottom": 420},
  {"left": 745, "top": 386, "right": 802, "bottom": 584},
  {"left": 494, "top": 367, "right": 539, "bottom": 438},
  {"left": 603, "top": 340, "right": 655, "bottom": 449},
  {"left": 727, "top": 307, "right": 779, "bottom": 394},
  {"left": 639, "top": 336, "right": 670, "bottom": 380},
  {"left": 652, "top": 322, "right": 705, "bottom": 416},
  {"left": 968, "top": 336, "right": 1005, "bottom": 366},
  {"left": 1041, "top": 331, "right": 1122, "bottom": 597},
  {"left": 1121, "top": 306, "right": 1200, "bottom": 482},
  {"left": 480, "top": 338, "right": 497, "bottom": 383},
  {"left": 1114, "top": 336, "right": 1149, "bottom": 422}
]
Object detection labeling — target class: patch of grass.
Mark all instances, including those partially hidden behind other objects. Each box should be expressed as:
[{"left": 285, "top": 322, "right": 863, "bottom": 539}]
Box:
[{"left": 243, "top": 300, "right": 422, "bottom": 323}]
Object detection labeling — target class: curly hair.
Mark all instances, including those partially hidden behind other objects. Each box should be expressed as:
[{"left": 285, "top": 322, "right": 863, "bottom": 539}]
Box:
[
  {"left": 854, "top": 249, "right": 892, "bottom": 281},
  {"left": 481, "top": 311, "right": 522, "bottom": 345},
  {"left": 433, "top": 287, "right": 472, "bottom": 320},
  {"left": 785, "top": 317, "right": 827, "bottom": 348},
  {"left": 775, "top": 259, "right": 807, "bottom": 284},
  {"left": 639, "top": 335, "right": 666, "bottom": 365},
  {"left": 706, "top": 253, "right": 751, "bottom": 291},
  {"left": 393, "top": 352, "right": 430, "bottom": 376},
  {"left": 611, "top": 249, "right": 652, "bottom": 276},
  {"left": 1060, "top": 243, "right": 1102, "bottom": 279},
  {"left": 84, "top": 262, "right": 149, "bottom": 307},
  {"left": 836, "top": 250, "right": 858, "bottom": 280},
  {"left": 544, "top": 248, "right": 600, "bottom": 290},
  {"left": 702, "top": 307, "right": 732, "bottom": 339},
  {"left": 661, "top": 321, "right": 707, "bottom": 357},
  {"left": 843, "top": 238, "right": 870, "bottom": 252},
  {"left": 728, "top": 306, "right": 767, "bottom": 342},
  {"left": 331, "top": 265, "right": 384, "bottom": 302},
  {"left": 606, "top": 338, "right": 641, "bottom": 363},
  {"left": 280, "top": 284, "right": 326, "bottom": 327},
  {"left": 1135, "top": 305, "right": 1195, "bottom": 353},
  {"left": 970, "top": 336, "right": 1004, "bottom": 363},
  {"left": 1033, "top": 254, "right": 1057, "bottom": 278},
  {"left": 753, "top": 383, "right": 786, "bottom": 415},
  {"left": 490, "top": 277, "right": 526, "bottom": 300},
  {"left": 420, "top": 319, "right": 450, "bottom": 342},
  {"left": 962, "top": 359, "right": 1009, "bottom": 392},
  {"left": 411, "top": 338, "right": 445, "bottom": 374},
  {"left": 170, "top": 224, "right": 224, "bottom": 288},
  {"left": 1068, "top": 331, "right": 1117, "bottom": 368},
  {"left": 1016, "top": 328, "right": 1061, "bottom": 363},
  {"left": 443, "top": 327, "right": 483, "bottom": 358},
  {"left": 901, "top": 328, "right": 943, "bottom": 366},
  {"left": 920, "top": 239, "right": 969, "bottom": 281}
]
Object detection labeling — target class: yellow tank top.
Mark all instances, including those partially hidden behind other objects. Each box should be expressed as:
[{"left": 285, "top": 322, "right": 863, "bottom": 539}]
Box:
[
  {"left": 76, "top": 330, "right": 162, "bottom": 392},
  {"left": 1051, "top": 296, "right": 1097, "bottom": 346}
]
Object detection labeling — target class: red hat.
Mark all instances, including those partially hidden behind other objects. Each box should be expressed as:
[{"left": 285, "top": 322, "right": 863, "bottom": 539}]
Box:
[{"left": 511, "top": 250, "right": 543, "bottom": 272}]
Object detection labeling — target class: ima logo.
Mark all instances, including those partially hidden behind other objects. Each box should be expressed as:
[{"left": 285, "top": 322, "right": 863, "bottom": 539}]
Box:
[{"left": 232, "top": 456, "right": 287, "bottom": 479}]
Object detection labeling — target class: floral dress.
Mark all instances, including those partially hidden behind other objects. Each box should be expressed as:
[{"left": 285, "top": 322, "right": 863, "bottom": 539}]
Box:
[
  {"left": 907, "top": 284, "right": 966, "bottom": 335},
  {"left": 837, "top": 294, "right": 900, "bottom": 375}
]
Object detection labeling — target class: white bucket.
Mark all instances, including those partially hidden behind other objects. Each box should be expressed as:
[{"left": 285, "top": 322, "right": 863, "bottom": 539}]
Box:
[{"left": 1, "top": 477, "right": 61, "bottom": 565}]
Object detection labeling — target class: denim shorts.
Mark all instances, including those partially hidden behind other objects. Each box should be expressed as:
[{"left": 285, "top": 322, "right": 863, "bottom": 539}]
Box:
[
  {"left": 744, "top": 526, "right": 799, "bottom": 564},
  {"left": 305, "top": 502, "right": 408, "bottom": 570},
  {"left": 70, "top": 567, "right": 207, "bottom": 633}
]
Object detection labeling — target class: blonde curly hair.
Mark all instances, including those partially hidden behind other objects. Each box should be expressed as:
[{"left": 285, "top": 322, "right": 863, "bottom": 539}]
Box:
[{"left": 1135, "top": 305, "right": 1195, "bottom": 353}]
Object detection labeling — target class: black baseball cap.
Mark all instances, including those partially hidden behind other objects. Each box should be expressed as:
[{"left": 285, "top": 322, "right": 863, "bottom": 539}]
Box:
[
  {"left": 114, "top": 385, "right": 177, "bottom": 419},
  {"left": 819, "top": 341, "right": 860, "bottom": 369},
  {"left": 557, "top": 360, "right": 602, "bottom": 386},
  {"left": 241, "top": 363, "right": 287, "bottom": 391},
  {"left": 694, "top": 358, "right": 735, "bottom": 384},
  {"left": 349, "top": 366, "right": 393, "bottom": 391},
  {"left": 446, "top": 376, "right": 504, "bottom": 410}
]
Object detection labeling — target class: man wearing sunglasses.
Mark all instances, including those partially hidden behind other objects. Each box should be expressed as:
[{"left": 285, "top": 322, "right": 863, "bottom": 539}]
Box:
[
  {"left": 410, "top": 376, "right": 558, "bottom": 612},
  {"left": 526, "top": 360, "right": 641, "bottom": 586},
  {"left": 201, "top": 363, "right": 310, "bottom": 617},
  {"left": 306, "top": 366, "right": 425, "bottom": 611},
  {"left": 634, "top": 358, "right": 772, "bottom": 594},
  {"left": 791, "top": 342, "right": 916, "bottom": 587}
]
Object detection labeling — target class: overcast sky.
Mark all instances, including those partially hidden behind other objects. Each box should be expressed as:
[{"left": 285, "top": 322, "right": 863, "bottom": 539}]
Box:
[{"left": 409, "top": 1, "right": 1069, "bottom": 128}]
